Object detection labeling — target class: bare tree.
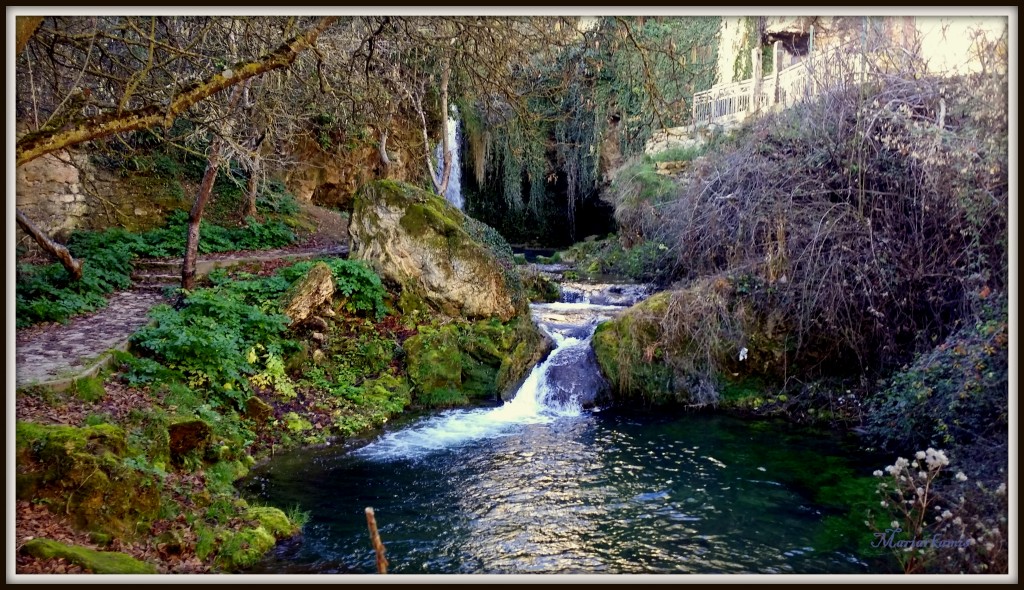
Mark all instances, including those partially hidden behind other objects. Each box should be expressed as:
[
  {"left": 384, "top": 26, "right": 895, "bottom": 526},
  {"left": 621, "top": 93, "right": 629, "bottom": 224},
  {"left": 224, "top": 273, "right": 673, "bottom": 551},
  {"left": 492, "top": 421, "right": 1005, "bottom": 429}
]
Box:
[{"left": 14, "top": 15, "right": 337, "bottom": 279}]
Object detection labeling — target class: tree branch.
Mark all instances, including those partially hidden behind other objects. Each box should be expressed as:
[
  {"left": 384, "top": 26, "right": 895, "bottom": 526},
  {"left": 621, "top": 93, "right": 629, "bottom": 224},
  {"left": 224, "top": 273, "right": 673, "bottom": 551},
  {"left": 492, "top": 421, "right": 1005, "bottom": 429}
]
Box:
[{"left": 16, "top": 15, "right": 337, "bottom": 167}]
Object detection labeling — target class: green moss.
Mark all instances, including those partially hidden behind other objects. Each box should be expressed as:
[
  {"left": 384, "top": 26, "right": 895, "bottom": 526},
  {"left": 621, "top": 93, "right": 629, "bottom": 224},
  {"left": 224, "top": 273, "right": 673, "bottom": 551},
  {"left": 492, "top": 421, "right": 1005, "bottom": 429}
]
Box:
[
  {"left": 16, "top": 421, "right": 162, "bottom": 538},
  {"left": 72, "top": 376, "right": 107, "bottom": 403},
  {"left": 246, "top": 506, "right": 299, "bottom": 538},
  {"left": 404, "top": 325, "right": 464, "bottom": 405},
  {"left": 21, "top": 538, "right": 158, "bottom": 574},
  {"left": 215, "top": 526, "right": 276, "bottom": 571},
  {"left": 591, "top": 293, "right": 683, "bottom": 406},
  {"left": 282, "top": 412, "right": 313, "bottom": 434}
]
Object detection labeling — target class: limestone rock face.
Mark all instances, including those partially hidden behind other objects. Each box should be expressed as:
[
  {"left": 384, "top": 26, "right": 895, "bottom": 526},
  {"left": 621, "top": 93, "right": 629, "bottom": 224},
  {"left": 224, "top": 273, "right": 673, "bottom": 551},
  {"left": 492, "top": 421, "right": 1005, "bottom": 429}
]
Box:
[
  {"left": 349, "top": 180, "right": 522, "bottom": 321},
  {"left": 283, "top": 262, "right": 335, "bottom": 325}
]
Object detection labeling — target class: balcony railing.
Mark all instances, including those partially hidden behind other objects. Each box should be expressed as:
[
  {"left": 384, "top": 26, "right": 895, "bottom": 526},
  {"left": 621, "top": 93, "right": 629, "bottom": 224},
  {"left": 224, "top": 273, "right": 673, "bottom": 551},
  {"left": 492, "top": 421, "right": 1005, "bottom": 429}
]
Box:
[{"left": 691, "top": 41, "right": 862, "bottom": 128}]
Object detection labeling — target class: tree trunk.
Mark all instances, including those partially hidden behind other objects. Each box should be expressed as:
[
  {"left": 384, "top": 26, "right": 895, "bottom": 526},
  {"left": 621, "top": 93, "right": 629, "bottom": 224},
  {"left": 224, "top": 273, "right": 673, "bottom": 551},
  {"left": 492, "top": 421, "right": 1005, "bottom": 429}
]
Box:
[
  {"left": 181, "top": 83, "right": 245, "bottom": 290},
  {"left": 378, "top": 128, "right": 391, "bottom": 169},
  {"left": 242, "top": 153, "right": 261, "bottom": 220},
  {"left": 419, "top": 58, "right": 452, "bottom": 196},
  {"left": 181, "top": 137, "right": 225, "bottom": 291},
  {"left": 16, "top": 209, "right": 83, "bottom": 280}
]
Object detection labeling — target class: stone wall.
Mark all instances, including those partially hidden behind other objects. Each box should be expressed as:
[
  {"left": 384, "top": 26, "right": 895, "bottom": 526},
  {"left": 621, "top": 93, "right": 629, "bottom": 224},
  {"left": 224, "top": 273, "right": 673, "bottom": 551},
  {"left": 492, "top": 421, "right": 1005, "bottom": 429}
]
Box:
[
  {"left": 16, "top": 151, "right": 91, "bottom": 248},
  {"left": 16, "top": 148, "right": 190, "bottom": 256}
]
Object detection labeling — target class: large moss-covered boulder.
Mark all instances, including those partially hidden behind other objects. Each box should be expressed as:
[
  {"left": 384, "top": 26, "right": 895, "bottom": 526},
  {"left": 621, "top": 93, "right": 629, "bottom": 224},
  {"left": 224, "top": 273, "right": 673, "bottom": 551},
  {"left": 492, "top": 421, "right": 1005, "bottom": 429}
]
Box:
[
  {"left": 21, "top": 538, "right": 158, "bottom": 574},
  {"left": 592, "top": 292, "right": 683, "bottom": 405},
  {"left": 592, "top": 279, "right": 790, "bottom": 407},
  {"left": 349, "top": 180, "right": 524, "bottom": 321},
  {"left": 15, "top": 422, "right": 162, "bottom": 538}
]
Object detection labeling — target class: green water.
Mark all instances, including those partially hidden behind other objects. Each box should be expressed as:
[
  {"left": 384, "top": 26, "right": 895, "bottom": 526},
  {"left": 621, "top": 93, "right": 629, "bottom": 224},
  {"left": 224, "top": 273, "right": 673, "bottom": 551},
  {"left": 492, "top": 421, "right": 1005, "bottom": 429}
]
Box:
[{"left": 240, "top": 409, "right": 896, "bottom": 575}]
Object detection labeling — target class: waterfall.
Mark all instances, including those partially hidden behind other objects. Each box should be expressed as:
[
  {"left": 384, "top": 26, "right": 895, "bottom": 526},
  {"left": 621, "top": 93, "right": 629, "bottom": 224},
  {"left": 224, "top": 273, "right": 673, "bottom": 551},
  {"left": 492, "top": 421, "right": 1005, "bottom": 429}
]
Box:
[
  {"left": 353, "top": 284, "right": 651, "bottom": 461},
  {"left": 434, "top": 106, "right": 464, "bottom": 210}
]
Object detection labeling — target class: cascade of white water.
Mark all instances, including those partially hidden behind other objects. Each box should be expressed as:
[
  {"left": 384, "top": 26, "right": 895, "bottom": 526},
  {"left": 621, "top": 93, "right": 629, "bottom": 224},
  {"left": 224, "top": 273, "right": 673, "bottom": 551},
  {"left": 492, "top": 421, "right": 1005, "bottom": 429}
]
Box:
[
  {"left": 434, "top": 107, "right": 464, "bottom": 210},
  {"left": 354, "top": 286, "right": 650, "bottom": 461}
]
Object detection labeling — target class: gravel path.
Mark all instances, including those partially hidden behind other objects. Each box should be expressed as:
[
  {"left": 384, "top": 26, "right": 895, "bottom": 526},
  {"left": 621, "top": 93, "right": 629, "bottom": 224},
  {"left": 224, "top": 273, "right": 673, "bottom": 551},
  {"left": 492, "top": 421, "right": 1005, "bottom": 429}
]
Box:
[{"left": 15, "top": 290, "right": 169, "bottom": 389}]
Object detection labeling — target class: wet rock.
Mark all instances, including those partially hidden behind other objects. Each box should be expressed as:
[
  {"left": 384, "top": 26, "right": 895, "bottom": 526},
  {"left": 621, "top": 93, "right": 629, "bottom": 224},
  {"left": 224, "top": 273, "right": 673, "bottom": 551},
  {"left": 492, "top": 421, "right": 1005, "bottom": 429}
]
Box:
[{"left": 543, "top": 344, "right": 610, "bottom": 408}]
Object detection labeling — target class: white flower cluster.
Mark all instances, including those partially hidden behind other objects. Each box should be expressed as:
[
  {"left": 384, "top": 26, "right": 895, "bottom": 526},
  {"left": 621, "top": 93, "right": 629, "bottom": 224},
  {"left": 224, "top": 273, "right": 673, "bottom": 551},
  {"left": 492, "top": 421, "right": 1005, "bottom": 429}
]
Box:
[{"left": 922, "top": 448, "right": 950, "bottom": 469}]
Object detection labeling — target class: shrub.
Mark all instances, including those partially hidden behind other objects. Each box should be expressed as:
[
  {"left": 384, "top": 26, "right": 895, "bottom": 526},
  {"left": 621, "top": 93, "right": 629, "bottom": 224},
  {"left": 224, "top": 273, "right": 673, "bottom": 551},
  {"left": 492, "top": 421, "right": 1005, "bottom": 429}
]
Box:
[
  {"left": 869, "top": 448, "right": 1007, "bottom": 574},
  {"left": 630, "top": 67, "right": 1008, "bottom": 378},
  {"left": 864, "top": 293, "right": 1008, "bottom": 452}
]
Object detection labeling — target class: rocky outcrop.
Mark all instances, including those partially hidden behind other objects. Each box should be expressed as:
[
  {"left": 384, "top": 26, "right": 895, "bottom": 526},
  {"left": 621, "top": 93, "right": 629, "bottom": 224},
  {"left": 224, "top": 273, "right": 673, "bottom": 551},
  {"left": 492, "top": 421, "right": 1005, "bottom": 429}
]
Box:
[
  {"left": 349, "top": 180, "right": 524, "bottom": 321},
  {"left": 592, "top": 279, "right": 791, "bottom": 407}
]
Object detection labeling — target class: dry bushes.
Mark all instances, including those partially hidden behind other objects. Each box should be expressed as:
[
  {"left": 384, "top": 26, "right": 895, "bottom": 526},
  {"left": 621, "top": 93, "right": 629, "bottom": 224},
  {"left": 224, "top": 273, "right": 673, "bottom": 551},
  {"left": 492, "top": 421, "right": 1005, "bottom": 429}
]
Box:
[{"left": 648, "top": 65, "right": 1007, "bottom": 377}]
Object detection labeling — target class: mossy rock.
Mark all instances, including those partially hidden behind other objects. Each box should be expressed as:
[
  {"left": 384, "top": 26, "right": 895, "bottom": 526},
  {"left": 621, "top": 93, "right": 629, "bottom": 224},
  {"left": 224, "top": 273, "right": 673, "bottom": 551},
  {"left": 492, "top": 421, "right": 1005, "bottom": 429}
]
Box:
[
  {"left": 349, "top": 180, "right": 524, "bottom": 320},
  {"left": 521, "top": 269, "right": 561, "bottom": 303},
  {"left": 21, "top": 538, "right": 158, "bottom": 574},
  {"left": 16, "top": 422, "right": 161, "bottom": 539},
  {"left": 244, "top": 396, "right": 274, "bottom": 425},
  {"left": 496, "top": 319, "right": 554, "bottom": 401},
  {"left": 592, "top": 281, "right": 790, "bottom": 408},
  {"left": 214, "top": 526, "right": 276, "bottom": 572},
  {"left": 168, "top": 419, "right": 212, "bottom": 465},
  {"left": 213, "top": 506, "right": 300, "bottom": 572},
  {"left": 403, "top": 324, "right": 464, "bottom": 405}
]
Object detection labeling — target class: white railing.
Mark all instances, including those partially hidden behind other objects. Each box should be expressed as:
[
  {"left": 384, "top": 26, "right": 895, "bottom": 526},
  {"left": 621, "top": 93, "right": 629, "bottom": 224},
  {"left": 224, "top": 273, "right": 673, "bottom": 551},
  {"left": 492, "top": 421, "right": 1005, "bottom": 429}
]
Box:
[{"left": 691, "top": 41, "right": 862, "bottom": 128}]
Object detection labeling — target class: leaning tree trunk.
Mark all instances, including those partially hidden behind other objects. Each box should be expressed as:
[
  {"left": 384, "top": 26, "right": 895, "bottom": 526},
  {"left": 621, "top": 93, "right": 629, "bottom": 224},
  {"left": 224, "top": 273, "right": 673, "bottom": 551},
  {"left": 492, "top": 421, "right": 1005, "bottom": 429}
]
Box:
[
  {"left": 181, "top": 136, "right": 226, "bottom": 291},
  {"left": 16, "top": 209, "right": 83, "bottom": 280}
]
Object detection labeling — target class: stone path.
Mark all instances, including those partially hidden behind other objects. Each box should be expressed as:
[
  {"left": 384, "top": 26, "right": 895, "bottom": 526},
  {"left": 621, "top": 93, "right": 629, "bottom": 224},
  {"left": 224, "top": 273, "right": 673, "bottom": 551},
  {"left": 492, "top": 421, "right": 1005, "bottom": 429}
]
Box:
[{"left": 15, "top": 244, "right": 348, "bottom": 391}]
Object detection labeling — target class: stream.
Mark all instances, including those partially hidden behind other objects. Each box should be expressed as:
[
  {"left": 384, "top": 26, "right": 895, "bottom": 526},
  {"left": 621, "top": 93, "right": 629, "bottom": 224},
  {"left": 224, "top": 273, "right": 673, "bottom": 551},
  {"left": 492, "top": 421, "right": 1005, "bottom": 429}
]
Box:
[{"left": 240, "top": 282, "right": 889, "bottom": 575}]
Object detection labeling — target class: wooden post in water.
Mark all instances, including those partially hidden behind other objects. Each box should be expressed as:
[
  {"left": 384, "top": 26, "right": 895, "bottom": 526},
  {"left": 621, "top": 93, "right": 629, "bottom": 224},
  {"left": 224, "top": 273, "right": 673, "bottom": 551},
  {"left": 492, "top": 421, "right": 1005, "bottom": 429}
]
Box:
[{"left": 365, "top": 507, "right": 388, "bottom": 574}]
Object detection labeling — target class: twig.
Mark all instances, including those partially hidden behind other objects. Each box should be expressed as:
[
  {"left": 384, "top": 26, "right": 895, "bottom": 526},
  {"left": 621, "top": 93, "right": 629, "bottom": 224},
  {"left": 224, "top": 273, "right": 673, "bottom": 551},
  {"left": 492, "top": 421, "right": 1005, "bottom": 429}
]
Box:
[{"left": 365, "top": 507, "right": 388, "bottom": 574}]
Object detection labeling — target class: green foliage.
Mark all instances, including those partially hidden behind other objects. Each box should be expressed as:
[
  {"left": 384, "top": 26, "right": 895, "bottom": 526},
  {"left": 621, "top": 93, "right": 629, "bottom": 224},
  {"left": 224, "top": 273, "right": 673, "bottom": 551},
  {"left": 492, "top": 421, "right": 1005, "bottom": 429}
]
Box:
[
  {"left": 649, "top": 144, "right": 706, "bottom": 163},
  {"left": 864, "top": 295, "right": 1008, "bottom": 452},
  {"left": 133, "top": 210, "right": 295, "bottom": 258},
  {"left": 561, "top": 235, "right": 671, "bottom": 283},
  {"left": 16, "top": 227, "right": 140, "bottom": 327},
  {"left": 256, "top": 181, "right": 300, "bottom": 216},
  {"left": 129, "top": 289, "right": 292, "bottom": 407},
  {"left": 278, "top": 258, "right": 387, "bottom": 320},
  {"left": 16, "top": 207, "right": 296, "bottom": 329}
]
